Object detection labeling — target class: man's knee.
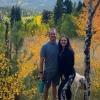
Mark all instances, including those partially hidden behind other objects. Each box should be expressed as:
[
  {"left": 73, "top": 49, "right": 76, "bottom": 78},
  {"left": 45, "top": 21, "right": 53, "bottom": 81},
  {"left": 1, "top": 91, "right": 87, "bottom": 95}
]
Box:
[
  {"left": 45, "top": 84, "right": 50, "bottom": 91},
  {"left": 52, "top": 83, "right": 57, "bottom": 88}
]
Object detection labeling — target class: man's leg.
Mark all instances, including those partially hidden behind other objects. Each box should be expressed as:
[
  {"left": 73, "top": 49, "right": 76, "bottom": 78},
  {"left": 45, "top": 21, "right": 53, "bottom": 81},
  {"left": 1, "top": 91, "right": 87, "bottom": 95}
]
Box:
[
  {"left": 52, "top": 83, "right": 57, "bottom": 100},
  {"left": 44, "top": 85, "right": 50, "bottom": 100}
]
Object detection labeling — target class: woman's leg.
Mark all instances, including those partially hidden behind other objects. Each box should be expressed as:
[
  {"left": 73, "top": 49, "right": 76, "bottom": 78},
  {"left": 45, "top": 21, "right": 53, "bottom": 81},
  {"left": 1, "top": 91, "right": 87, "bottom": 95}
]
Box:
[
  {"left": 64, "top": 73, "right": 75, "bottom": 100},
  {"left": 58, "top": 79, "right": 67, "bottom": 100},
  {"left": 58, "top": 81, "right": 63, "bottom": 100},
  {"left": 65, "top": 86, "right": 72, "bottom": 100},
  {"left": 58, "top": 73, "right": 75, "bottom": 100}
]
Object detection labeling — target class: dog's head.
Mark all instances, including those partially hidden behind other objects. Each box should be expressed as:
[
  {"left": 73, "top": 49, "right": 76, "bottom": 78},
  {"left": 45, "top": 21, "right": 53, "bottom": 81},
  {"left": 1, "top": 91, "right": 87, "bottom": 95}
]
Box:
[
  {"left": 80, "top": 78, "right": 86, "bottom": 84},
  {"left": 79, "top": 78, "right": 86, "bottom": 89}
]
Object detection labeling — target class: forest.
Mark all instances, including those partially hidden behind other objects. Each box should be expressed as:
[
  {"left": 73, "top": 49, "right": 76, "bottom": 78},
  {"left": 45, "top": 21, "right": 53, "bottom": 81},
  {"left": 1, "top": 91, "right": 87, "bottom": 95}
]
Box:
[{"left": 0, "top": 0, "right": 100, "bottom": 100}]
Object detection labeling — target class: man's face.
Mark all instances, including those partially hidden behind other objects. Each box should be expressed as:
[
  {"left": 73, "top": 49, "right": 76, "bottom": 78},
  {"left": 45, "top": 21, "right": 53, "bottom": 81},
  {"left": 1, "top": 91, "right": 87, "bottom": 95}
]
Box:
[{"left": 49, "top": 31, "right": 57, "bottom": 41}]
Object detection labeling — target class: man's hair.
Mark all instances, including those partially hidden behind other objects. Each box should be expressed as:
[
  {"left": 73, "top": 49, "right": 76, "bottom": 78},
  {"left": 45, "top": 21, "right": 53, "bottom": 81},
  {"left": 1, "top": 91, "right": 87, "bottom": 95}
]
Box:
[{"left": 49, "top": 28, "right": 57, "bottom": 34}]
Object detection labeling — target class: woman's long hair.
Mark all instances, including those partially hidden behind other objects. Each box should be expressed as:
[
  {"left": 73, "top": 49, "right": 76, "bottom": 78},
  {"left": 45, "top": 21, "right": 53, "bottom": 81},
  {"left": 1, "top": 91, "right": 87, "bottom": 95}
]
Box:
[{"left": 58, "top": 36, "right": 73, "bottom": 53}]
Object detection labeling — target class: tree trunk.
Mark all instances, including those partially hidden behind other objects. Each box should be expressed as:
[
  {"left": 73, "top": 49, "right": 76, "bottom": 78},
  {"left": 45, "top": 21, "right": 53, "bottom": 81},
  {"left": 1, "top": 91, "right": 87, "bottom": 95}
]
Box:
[
  {"left": 5, "top": 21, "right": 9, "bottom": 58},
  {"left": 9, "top": 42, "right": 12, "bottom": 59},
  {"left": 84, "top": 1, "right": 93, "bottom": 100},
  {"left": 84, "top": 0, "right": 100, "bottom": 100}
]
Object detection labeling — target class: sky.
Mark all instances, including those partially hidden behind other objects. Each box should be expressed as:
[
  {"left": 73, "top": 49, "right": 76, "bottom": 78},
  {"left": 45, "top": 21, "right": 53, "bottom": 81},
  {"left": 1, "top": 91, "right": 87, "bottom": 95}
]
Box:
[
  {"left": 72, "top": 0, "right": 83, "bottom": 3},
  {"left": 0, "top": 0, "right": 83, "bottom": 12}
]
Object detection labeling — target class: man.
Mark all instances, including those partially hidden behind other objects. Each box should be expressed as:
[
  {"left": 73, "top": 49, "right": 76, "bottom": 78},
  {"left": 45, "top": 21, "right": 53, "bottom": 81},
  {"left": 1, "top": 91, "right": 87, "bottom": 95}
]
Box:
[{"left": 39, "top": 28, "right": 59, "bottom": 100}]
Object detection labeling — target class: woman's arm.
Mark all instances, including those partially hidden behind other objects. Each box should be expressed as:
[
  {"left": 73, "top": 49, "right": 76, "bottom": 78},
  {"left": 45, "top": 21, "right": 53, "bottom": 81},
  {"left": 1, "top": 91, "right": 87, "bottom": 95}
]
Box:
[{"left": 70, "top": 50, "right": 75, "bottom": 67}]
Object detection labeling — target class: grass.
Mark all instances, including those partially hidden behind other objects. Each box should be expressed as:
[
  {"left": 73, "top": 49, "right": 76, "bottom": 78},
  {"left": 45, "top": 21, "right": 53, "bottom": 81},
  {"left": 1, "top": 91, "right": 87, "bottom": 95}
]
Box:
[{"left": 19, "top": 38, "right": 100, "bottom": 100}]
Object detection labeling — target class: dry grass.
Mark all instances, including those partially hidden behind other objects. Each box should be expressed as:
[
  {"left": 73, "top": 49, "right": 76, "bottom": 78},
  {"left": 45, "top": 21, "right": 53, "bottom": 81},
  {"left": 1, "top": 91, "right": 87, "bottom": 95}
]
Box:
[{"left": 21, "top": 38, "right": 100, "bottom": 100}]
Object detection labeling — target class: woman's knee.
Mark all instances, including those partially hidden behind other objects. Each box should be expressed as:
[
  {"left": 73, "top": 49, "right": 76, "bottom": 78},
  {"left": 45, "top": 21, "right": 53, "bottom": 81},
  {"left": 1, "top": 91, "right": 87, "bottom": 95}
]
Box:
[{"left": 65, "top": 88, "right": 72, "bottom": 99}]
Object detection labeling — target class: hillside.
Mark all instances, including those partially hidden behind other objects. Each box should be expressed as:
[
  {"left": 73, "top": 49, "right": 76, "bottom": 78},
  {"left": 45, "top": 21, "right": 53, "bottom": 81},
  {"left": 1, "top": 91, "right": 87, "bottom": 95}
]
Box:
[
  {"left": 0, "top": 0, "right": 83, "bottom": 12},
  {"left": 0, "top": 0, "right": 57, "bottom": 12}
]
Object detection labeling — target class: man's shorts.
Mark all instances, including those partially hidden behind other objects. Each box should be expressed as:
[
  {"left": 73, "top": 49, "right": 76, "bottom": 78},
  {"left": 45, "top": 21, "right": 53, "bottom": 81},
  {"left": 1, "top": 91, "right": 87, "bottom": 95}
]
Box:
[{"left": 44, "top": 71, "right": 60, "bottom": 87}]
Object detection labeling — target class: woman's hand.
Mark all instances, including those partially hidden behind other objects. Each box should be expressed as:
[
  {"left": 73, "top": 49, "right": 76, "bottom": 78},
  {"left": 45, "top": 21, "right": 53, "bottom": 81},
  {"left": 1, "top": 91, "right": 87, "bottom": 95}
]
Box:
[{"left": 61, "top": 75, "right": 65, "bottom": 80}]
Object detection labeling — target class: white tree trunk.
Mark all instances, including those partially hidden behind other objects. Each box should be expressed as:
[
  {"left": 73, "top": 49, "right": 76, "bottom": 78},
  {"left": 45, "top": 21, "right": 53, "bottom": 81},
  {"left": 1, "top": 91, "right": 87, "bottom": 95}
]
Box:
[{"left": 84, "top": 0, "right": 100, "bottom": 100}]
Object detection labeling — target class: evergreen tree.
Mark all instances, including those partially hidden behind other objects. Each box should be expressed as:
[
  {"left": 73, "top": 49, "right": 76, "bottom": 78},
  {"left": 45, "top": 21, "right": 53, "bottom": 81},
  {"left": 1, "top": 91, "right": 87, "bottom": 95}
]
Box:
[
  {"left": 10, "top": 6, "right": 15, "bottom": 27},
  {"left": 63, "top": 0, "right": 73, "bottom": 14},
  {"left": 60, "top": 15, "right": 78, "bottom": 37},
  {"left": 54, "top": 0, "right": 63, "bottom": 24},
  {"left": 10, "top": 6, "right": 21, "bottom": 27},
  {"left": 76, "top": 1, "right": 83, "bottom": 12},
  {"left": 15, "top": 6, "right": 21, "bottom": 21},
  {"left": 42, "top": 10, "right": 51, "bottom": 24}
]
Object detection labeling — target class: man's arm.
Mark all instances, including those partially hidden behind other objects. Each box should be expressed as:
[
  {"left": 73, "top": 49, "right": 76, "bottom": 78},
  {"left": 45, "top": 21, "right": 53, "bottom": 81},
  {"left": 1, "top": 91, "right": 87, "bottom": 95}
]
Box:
[
  {"left": 39, "top": 45, "right": 46, "bottom": 80},
  {"left": 39, "top": 56, "right": 45, "bottom": 73},
  {"left": 39, "top": 56, "right": 45, "bottom": 80}
]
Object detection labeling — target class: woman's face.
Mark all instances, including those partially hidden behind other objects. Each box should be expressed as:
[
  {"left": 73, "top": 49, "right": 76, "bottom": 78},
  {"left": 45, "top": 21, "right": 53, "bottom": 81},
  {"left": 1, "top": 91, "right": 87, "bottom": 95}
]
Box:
[{"left": 60, "top": 37, "right": 68, "bottom": 48}]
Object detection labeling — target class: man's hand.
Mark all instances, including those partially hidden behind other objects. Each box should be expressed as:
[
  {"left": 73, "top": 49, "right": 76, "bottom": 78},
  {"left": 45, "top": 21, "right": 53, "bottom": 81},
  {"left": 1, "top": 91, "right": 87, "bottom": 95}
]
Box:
[{"left": 39, "top": 72, "right": 44, "bottom": 80}]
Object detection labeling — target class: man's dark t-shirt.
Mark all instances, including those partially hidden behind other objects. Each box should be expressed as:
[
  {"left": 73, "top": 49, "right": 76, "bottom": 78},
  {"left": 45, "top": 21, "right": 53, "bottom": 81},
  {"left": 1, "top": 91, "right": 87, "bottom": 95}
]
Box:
[
  {"left": 40, "top": 41, "right": 58, "bottom": 72},
  {"left": 40, "top": 41, "right": 59, "bottom": 83}
]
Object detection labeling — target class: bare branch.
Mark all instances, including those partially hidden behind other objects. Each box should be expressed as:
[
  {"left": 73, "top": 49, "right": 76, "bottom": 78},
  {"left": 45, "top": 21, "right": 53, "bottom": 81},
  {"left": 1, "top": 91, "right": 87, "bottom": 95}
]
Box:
[{"left": 92, "top": 0, "right": 100, "bottom": 16}]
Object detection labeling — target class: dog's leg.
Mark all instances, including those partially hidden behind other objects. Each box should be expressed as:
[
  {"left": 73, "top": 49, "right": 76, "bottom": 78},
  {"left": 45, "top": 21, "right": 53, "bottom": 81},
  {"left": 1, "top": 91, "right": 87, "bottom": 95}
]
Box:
[{"left": 74, "top": 86, "right": 79, "bottom": 100}]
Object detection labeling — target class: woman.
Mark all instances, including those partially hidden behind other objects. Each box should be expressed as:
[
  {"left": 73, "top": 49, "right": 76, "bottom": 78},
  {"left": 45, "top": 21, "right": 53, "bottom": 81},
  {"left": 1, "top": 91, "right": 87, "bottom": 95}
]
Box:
[{"left": 58, "top": 35, "right": 76, "bottom": 100}]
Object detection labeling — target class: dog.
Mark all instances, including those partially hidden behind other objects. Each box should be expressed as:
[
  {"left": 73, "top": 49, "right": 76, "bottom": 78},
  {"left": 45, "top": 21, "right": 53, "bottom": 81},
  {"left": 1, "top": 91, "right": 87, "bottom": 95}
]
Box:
[{"left": 73, "top": 72, "right": 86, "bottom": 100}]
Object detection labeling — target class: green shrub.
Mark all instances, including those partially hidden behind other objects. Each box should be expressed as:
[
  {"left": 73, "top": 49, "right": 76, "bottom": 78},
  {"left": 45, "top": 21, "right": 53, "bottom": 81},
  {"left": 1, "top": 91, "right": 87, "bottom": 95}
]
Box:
[{"left": 60, "top": 14, "right": 78, "bottom": 37}]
